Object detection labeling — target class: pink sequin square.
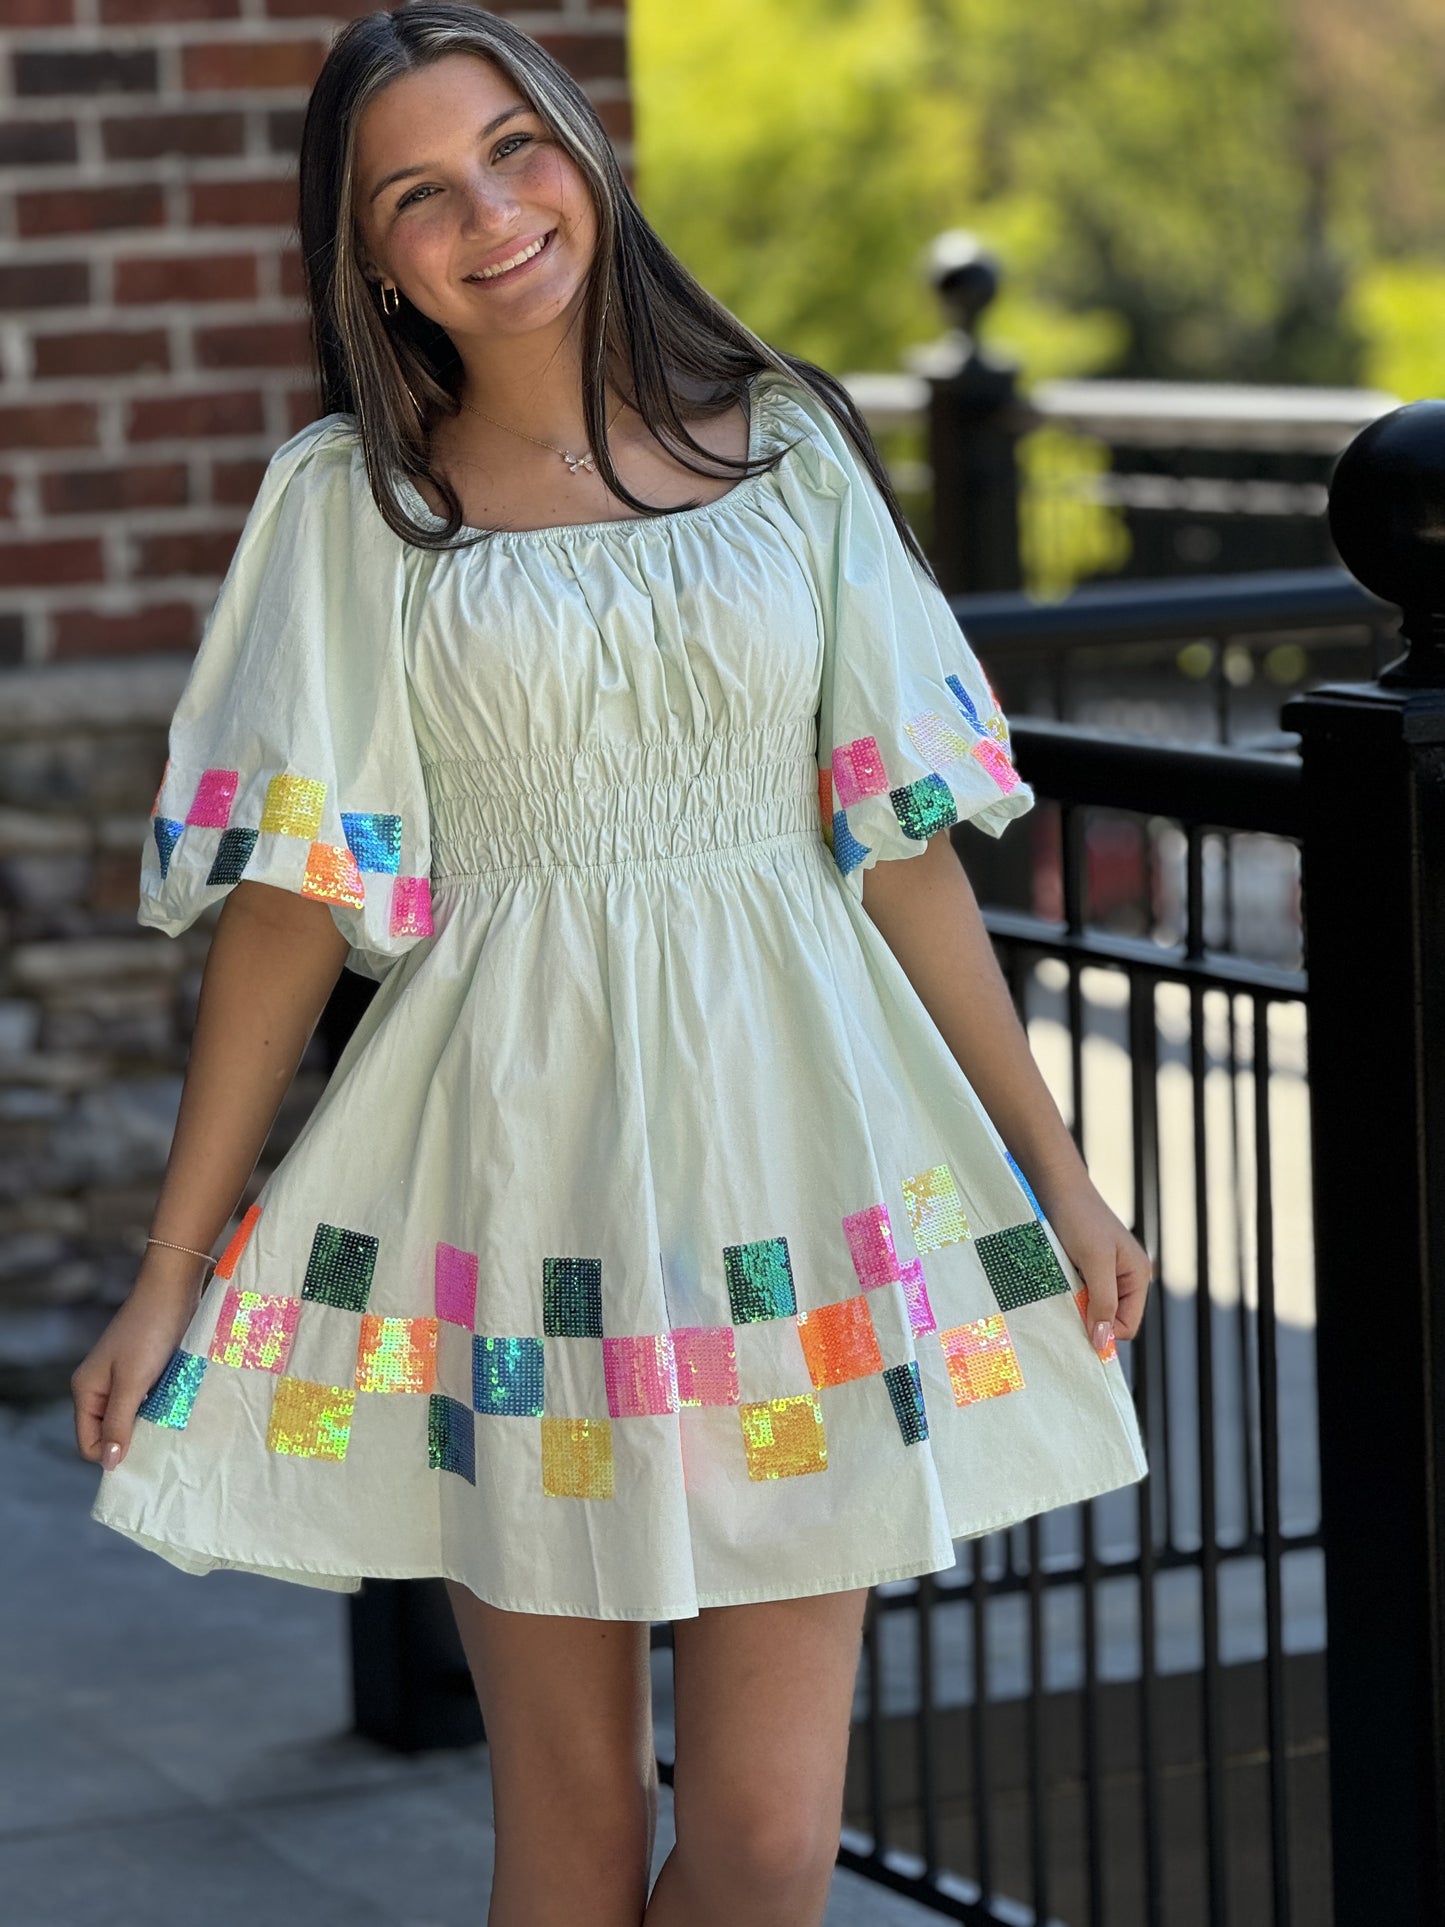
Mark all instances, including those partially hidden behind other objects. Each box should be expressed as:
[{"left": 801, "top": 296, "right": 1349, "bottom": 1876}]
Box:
[
  {"left": 603, "top": 1334, "right": 679, "bottom": 1417},
  {"left": 434, "top": 1242, "right": 477, "bottom": 1328},
  {"left": 971, "top": 737, "right": 1019, "bottom": 795},
  {"left": 899, "top": 1257, "right": 936, "bottom": 1335},
  {"left": 390, "top": 875, "right": 433, "bottom": 937},
  {"left": 207, "top": 1283, "right": 299, "bottom": 1373},
  {"left": 672, "top": 1326, "right": 740, "bottom": 1407},
  {"left": 832, "top": 736, "right": 890, "bottom": 807},
  {"left": 842, "top": 1203, "right": 902, "bottom": 1290},
  {"left": 187, "top": 768, "right": 238, "bottom": 828}
]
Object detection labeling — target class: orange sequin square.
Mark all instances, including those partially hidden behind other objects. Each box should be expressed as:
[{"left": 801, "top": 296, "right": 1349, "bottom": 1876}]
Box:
[
  {"left": 796, "top": 1295, "right": 884, "bottom": 1389},
  {"left": 302, "top": 840, "right": 365, "bottom": 909},
  {"left": 938, "top": 1313, "right": 1026, "bottom": 1406},
  {"left": 214, "top": 1201, "right": 262, "bottom": 1280},
  {"left": 541, "top": 1416, "right": 615, "bottom": 1498},
  {"left": 739, "top": 1393, "right": 828, "bottom": 1480},
  {"left": 355, "top": 1314, "right": 438, "bottom": 1394}
]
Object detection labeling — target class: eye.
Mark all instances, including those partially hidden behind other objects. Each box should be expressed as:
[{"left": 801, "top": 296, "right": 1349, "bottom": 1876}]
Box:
[
  {"left": 396, "top": 183, "right": 437, "bottom": 211},
  {"left": 494, "top": 132, "right": 532, "bottom": 160}
]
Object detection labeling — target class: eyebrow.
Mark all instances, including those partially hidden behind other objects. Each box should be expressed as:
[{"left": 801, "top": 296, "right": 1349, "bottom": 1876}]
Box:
[{"left": 366, "top": 104, "right": 532, "bottom": 205}]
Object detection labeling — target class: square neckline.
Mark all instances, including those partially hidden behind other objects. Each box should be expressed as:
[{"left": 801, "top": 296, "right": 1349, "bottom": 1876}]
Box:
[{"left": 399, "top": 371, "right": 770, "bottom": 546}]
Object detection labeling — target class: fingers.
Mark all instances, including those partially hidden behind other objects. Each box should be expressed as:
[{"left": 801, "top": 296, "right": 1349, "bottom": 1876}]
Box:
[
  {"left": 71, "top": 1360, "right": 144, "bottom": 1470},
  {"left": 1073, "top": 1242, "right": 1120, "bottom": 1356},
  {"left": 1110, "top": 1238, "right": 1153, "bottom": 1343}
]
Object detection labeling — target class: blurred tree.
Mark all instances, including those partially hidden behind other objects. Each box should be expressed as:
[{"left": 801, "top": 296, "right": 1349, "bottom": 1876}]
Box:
[{"left": 633, "top": 0, "right": 1445, "bottom": 389}]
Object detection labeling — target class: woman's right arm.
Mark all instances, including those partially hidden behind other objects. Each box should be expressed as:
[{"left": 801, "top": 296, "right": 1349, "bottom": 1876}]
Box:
[{"left": 72, "top": 880, "right": 351, "bottom": 1471}]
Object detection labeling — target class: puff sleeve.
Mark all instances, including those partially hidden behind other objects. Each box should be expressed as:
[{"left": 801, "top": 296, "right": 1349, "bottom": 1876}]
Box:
[
  {"left": 139, "top": 414, "right": 434, "bottom": 982},
  {"left": 777, "top": 379, "right": 1034, "bottom": 900}
]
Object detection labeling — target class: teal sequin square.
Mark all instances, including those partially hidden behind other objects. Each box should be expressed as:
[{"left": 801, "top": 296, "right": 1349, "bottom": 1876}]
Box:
[
  {"left": 302, "top": 1221, "right": 379, "bottom": 1313},
  {"left": 342, "top": 811, "right": 402, "bottom": 875},
  {"left": 543, "top": 1257, "right": 603, "bottom": 1337},
  {"left": 474, "top": 1335, "right": 545, "bottom": 1415},
  {"left": 137, "top": 1347, "right": 207, "bottom": 1429},
  {"left": 889, "top": 774, "right": 957, "bottom": 841},
  {"left": 723, "top": 1236, "right": 797, "bottom": 1323},
  {"left": 206, "top": 825, "right": 258, "bottom": 885},
  {"left": 883, "top": 1358, "right": 928, "bottom": 1444},
  {"left": 977, "top": 1220, "right": 1072, "bottom": 1311},
  {"left": 428, "top": 1392, "right": 476, "bottom": 1482},
  {"left": 154, "top": 817, "right": 183, "bottom": 877}
]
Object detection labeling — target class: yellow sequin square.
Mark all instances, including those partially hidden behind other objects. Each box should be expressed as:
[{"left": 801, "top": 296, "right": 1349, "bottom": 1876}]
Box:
[
  {"left": 259, "top": 772, "right": 326, "bottom": 839},
  {"left": 938, "top": 1313, "right": 1026, "bottom": 1406},
  {"left": 796, "top": 1295, "right": 884, "bottom": 1389},
  {"left": 739, "top": 1393, "right": 827, "bottom": 1480},
  {"left": 302, "top": 840, "right": 365, "bottom": 910},
  {"left": 541, "top": 1416, "right": 615, "bottom": 1498},
  {"left": 355, "top": 1314, "right": 438, "bottom": 1394},
  {"left": 266, "top": 1375, "right": 355, "bottom": 1460},
  {"left": 903, "top": 1162, "right": 971, "bottom": 1252}
]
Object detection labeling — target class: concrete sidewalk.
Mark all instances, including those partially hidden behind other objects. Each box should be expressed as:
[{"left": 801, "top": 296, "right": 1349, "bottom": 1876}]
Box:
[{"left": 1, "top": 1396, "right": 931, "bottom": 1927}]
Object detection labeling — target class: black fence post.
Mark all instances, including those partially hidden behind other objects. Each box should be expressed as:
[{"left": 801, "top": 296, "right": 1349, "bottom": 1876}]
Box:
[
  {"left": 1281, "top": 400, "right": 1445, "bottom": 1925},
  {"left": 317, "top": 970, "right": 486, "bottom": 1753},
  {"left": 916, "top": 232, "right": 1028, "bottom": 596}
]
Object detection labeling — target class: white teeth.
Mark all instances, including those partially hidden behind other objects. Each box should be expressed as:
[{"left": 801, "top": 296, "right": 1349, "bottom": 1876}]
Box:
[{"left": 472, "top": 233, "right": 549, "bottom": 280}]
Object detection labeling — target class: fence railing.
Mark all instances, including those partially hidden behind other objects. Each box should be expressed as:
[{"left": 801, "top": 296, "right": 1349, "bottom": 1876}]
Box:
[{"left": 832, "top": 397, "right": 1445, "bottom": 1927}]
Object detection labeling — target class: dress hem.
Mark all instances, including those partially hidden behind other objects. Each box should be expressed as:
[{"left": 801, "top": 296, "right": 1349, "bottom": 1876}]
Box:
[{"left": 89, "top": 1451, "right": 1148, "bottom": 1621}]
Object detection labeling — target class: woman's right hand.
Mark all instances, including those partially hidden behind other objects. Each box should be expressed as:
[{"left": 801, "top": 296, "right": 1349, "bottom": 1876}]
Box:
[{"left": 72, "top": 1255, "right": 209, "bottom": 1472}]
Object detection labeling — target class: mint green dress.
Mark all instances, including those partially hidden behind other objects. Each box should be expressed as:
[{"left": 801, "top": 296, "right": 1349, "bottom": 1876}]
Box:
[{"left": 89, "top": 370, "right": 1148, "bottom": 1617}]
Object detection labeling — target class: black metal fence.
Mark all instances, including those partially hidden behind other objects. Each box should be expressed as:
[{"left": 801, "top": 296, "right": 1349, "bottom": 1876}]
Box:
[{"left": 830, "top": 399, "right": 1445, "bottom": 1926}]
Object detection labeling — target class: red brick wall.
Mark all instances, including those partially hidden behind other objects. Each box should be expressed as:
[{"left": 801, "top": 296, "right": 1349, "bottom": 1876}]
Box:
[{"left": 0, "top": 1, "right": 632, "bottom": 668}]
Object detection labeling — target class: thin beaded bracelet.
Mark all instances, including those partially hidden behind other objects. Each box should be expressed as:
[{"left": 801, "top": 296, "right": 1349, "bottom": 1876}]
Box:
[{"left": 145, "top": 1236, "right": 217, "bottom": 1269}]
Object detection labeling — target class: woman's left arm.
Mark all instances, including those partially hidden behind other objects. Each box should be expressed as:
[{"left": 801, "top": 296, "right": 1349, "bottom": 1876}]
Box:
[{"left": 860, "top": 830, "right": 1151, "bottom": 1351}]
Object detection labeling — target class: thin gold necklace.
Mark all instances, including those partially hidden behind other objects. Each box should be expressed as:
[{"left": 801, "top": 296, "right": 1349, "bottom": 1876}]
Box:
[{"left": 456, "top": 392, "right": 625, "bottom": 475}]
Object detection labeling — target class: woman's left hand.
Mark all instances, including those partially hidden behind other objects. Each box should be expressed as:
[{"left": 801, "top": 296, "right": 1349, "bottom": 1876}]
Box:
[{"left": 1039, "top": 1182, "right": 1152, "bottom": 1352}]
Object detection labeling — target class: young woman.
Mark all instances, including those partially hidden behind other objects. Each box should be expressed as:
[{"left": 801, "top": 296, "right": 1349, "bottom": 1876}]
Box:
[{"left": 75, "top": 8, "right": 1150, "bottom": 1924}]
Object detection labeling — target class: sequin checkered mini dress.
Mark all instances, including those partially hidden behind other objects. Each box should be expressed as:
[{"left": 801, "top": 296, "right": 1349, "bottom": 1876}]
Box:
[{"left": 90, "top": 371, "right": 1149, "bottom": 1617}]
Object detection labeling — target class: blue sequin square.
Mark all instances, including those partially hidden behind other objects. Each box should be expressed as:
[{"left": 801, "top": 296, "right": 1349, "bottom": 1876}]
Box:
[
  {"left": 883, "top": 1358, "right": 928, "bottom": 1445},
  {"left": 428, "top": 1392, "right": 476, "bottom": 1482},
  {"left": 1005, "top": 1151, "right": 1045, "bottom": 1220},
  {"left": 153, "top": 817, "right": 183, "bottom": 877},
  {"left": 206, "top": 825, "right": 258, "bottom": 886},
  {"left": 945, "top": 673, "right": 982, "bottom": 729},
  {"left": 889, "top": 774, "right": 957, "bottom": 841},
  {"left": 723, "top": 1236, "right": 797, "bottom": 1323},
  {"left": 543, "top": 1257, "right": 603, "bottom": 1337},
  {"left": 831, "top": 811, "right": 870, "bottom": 876},
  {"left": 341, "top": 811, "right": 403, "bottom": 875},
  {"left": 137, "top": 1347, "right": 207, "bottom": 1429},
  {"left": 473, "top": 1334, "right": 545, "bottom": 1416}
]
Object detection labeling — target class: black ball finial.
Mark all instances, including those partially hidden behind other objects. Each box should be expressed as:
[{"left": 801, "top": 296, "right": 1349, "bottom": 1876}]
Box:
[{"left": 1328, "top": 399, "right": 1445, "bottom": 685}]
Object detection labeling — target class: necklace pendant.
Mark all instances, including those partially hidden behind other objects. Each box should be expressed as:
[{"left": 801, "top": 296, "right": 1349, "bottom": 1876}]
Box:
[{"left": 564, "top": 451, "right": 596, "bottom": 474}]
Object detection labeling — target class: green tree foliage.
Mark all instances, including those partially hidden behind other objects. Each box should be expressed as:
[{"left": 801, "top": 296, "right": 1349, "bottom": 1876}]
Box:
[{"left": 632, "top": 0, "right": 1445, "bottom": 391}]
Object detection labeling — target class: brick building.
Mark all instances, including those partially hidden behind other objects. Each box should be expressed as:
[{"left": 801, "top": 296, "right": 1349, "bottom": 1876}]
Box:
[{"left": 0, "top": 1, "right": 633, "bottom": 1393}]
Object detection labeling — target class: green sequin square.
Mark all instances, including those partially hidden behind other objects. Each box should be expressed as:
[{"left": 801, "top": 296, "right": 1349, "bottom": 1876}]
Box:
[
  {"left": 206, "top": 825, "right": 258, "bottom": 886},
  {"left": 301, "top": 1221, "right": 379, "bottom": 1313},
  {"left": 976, "top": 1220, "right": 1072, "bottom": 1312},
  {"left": 543, "top": 1257, "right": 603, "bottom": 1337},
  {"left": 889, "top": 774, "right": 958, "bottom": 841},
  {"left": 723, "top": 1236, "right": 797, "bottom": 1323}
]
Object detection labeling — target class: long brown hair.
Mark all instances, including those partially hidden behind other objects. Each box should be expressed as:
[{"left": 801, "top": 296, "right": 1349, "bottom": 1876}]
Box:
[{"left": 298, "top": 2, "right": 935, "bottom": 574}]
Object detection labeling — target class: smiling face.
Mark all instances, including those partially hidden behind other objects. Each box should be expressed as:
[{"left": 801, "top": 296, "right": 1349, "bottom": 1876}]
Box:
[{"left": 351, "top": 51, "right": 599, "bottom": 350}]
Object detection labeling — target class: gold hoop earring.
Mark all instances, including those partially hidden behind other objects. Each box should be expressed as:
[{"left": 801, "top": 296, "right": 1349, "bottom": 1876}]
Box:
[{"left": 380, "top": 282, "right": 400, "bottom": 317}]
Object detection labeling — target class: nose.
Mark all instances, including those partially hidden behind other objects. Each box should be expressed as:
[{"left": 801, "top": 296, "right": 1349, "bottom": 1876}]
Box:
[{"left": 455, "top": 165, "right": 520, "bottom": 235}]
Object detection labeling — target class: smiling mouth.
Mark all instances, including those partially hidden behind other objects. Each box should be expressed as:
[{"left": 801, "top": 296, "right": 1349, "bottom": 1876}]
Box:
[{"left": 465, "top": 229, "right": 556, "bottom": 283}]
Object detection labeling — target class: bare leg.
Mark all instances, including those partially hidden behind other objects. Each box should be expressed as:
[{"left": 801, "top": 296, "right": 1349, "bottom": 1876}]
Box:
[
  {"left": 445, "top": 1578, "right": 659, "bottom": 1927},
  {"left": 644, "top": 1586, "right": 870, "bottom": 1927}
]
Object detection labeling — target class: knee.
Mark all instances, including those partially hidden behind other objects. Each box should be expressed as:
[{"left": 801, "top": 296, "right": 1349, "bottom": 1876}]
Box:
[{"left": 680, "top": 1797, "right": 838, "bottom": 1905}]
